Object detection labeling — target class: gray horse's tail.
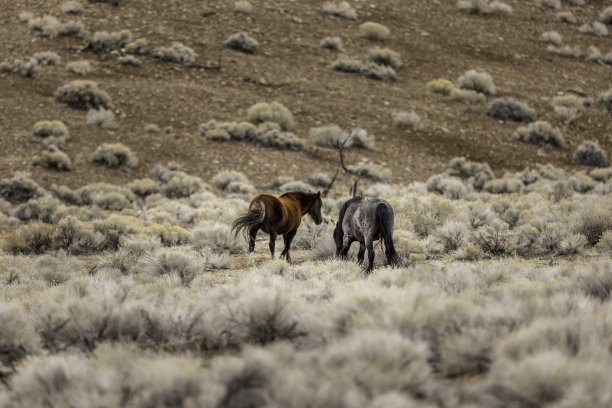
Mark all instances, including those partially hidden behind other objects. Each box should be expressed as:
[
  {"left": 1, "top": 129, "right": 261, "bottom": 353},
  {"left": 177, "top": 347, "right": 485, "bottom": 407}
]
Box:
[
  {"left": 376, "top": 203, "right": 401, "bottom": 266},
  {"left": 232, "top": 200, "right": 265, "bottom": 239}
]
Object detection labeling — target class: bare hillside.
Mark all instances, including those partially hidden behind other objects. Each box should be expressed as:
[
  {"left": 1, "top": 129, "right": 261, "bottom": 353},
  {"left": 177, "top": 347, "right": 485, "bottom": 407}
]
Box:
[{"left": 0, "top": 0, "right": 610, "bottom": 190}]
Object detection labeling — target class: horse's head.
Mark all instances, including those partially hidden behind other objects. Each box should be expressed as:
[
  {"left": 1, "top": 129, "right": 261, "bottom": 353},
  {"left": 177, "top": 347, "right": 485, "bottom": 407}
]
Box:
[{"left": 308, "top": 192, "right": 323, "bottom": 225}]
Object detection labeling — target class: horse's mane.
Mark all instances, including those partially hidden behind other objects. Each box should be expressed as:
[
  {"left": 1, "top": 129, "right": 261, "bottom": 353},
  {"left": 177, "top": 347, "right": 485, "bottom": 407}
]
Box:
[{"left": 333, "top": 196, "right": 363, "bottom": 242}]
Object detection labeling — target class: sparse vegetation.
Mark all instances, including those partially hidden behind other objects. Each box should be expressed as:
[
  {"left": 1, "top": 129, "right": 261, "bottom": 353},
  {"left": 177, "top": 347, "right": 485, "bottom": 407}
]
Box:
[
  {"left": 573, "top": 141, "right": 608, "bottom": 167},
  {"left": 55, "top": 80, "right": 113, "bottom": 110},
  {"left": 578, "top": 22, "right": 609, "bottom": 37},
  {"left": 547, "top": 44, "right": 581, "bottom": 58},
  {"left": 322, "top": 1, "right": 357, "bottom": 20},
  {"left": 3, "top": 1, "right": 612, "bottom": 404},
  {"left": 65, "top": 60, "right": 91, "bottom": 75},
  {"left": 540, "top": 31, "right": 562, "bottom": 46},
  {"left": 86, "top": 108, "right": 116, "bottom": 129},
  {"left": 90, "top": 143, "right": 137, "bottom": 170},
  {"left": 329, "top": 57, "right": 398, "bottom": 81},
  {"left": 485, "top": 98, "right": 537, "bottom": 122},
  {"left": 366, "top": 47, "right": 402, "bottom": 69},
  {"left": 61, "top": 1, "right": 84, "bottom": 14},
  {"left": 514, "top": 121, "right": 567, "bottom": 149},
  {"left": 321, "top": 36, "right": 345, "bottom": 52},
  {"left": 457, "top": 69, "right": 496, "bottom": 95},
  {"left": 557, "top": 11, "right": 577, "bottom": 24},
  {"left": 234, "top": 1, "right": 252, "bottom": 14},
  {"left": 245, "top": 101, "right": 294, "bottom": 130},
  {"left": 223, "top": 32, "right": 259, "bottom": 54},
  {"left": 153, "top": 42, "right": 196, "bottom": 65},
  {"left": 359, "top": 22, "right": 390, "bottom": 41},
  {"left": 32, "top": 146, "right": 72, "bottom": 171},
  {"left": 393, "top": 111, "right": 424, "bottom": 131}
]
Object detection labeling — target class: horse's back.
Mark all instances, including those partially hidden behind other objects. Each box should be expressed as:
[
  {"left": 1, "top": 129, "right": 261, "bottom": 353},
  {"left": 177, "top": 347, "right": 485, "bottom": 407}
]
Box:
[
  {"left": 250, "top": 193, "right": 300, "bottom": 233},
  {"left": 346, "top": 197, "right": 394, "bottom": 242}
]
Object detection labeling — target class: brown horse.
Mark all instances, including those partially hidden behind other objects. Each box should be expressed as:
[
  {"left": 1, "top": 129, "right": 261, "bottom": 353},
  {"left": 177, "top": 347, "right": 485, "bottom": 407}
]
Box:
[{"left": 232, "top": 191, "right": 323, "bottom": 262}]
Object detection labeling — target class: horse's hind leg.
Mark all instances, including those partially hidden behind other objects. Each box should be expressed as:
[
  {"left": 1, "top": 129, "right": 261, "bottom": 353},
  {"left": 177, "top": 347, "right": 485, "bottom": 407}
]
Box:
[
  {"left": 357, "top": 243, "right": 365, "bottom": 265},
  {"left": 365, "top": 240, "right": 375, "bottom": 273},
  {"left": 280, "top": 229, "right": 297, "bottom": 263},
  {"left": 340, "top": 235, "right": 353, "bottom": 259},
  {"left": 269, "top": 231, "right": 278, "bottom": 259},
  {"left": 248, "top": 225, "right": 259, "bottom": 253}
]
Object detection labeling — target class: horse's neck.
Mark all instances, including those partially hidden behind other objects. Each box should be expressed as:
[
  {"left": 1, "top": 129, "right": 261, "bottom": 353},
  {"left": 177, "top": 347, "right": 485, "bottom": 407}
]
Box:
[{"left": 288, "top": 192, "right": 313, "bottom": 213}]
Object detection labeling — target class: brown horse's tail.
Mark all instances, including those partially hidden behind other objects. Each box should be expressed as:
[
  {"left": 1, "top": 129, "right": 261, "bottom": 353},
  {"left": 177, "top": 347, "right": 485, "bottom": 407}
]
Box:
[{"left": 232, "top": 200, "right": 265, "bottom": 239}]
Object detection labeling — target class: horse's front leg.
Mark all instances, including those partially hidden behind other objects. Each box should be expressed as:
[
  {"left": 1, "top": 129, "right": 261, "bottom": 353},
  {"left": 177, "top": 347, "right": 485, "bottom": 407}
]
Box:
[
  {"left": 280, "top": 229, "right": 298, "bottom": 263},
  {"left": 269, "top": 231, "right": 278, "bottom": 259},
  {"left": 248, "top": 225, "right": 259, "bottom": 253},
  {"left": 357, "top": 242, "right": 365, "bottom": 265}
]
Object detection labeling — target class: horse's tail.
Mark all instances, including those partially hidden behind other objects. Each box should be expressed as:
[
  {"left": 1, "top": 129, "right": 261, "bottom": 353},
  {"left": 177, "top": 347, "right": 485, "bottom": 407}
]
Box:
[
  {"left": 232, "top": 200, "right": 265, "bottom": 239},
  {"left": 376, "top": 203, "right": 401, "bottom": 267}
]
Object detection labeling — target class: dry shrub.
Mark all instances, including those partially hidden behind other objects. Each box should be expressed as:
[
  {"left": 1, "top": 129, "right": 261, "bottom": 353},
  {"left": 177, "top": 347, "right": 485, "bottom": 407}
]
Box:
[
  {"left": 90, "top": 30, "right": 132, "bottom": 51},
  {"left": 320, "top": 36, "right": 344, "bottom": 52},
  {"left": 86, "top": 108, "right": 116, "bottom": 129},
  {"left": 90, "top": 143, "right": 137, "bottom": 170},
  {"left": 65, "top": 60, "right": 91, "bottom": 75},
  {"left": 540, "top": 31, "right": 562, "bottom": 46},
  {"left": 547, "top": 44, "right": 581, "bottom": 59},
  {"left": 426, "top": 78, "right": 455, "bottom": 95},
  {"left": 321, "top": 1, "right": 357, "bottom": 20},
  {"left": 234, "top": 1, "right": 252, "bottom": 13},
  {"left": 223, "top": 32, "right": 258, "bottom": 54},
  {"left": 32, "top": 121, "right": 68, "bottom": 139},
  {"left": 359, "top": 22, "right": 390, "bottom": 41},
  {"left": 153, "top": 42, "right": 196, "bottom": 65},
  {"left": 457, "top": 69, "right": 495, "bottom": 95},
  {"left": 329, "top": 57, "right": 398, "bottom": 81},
  {"left": 513, "top": 121, "right": 567, "bottom": 149},
  {"left": 393, "top": 111, "right": 424, "bottom": 131},
  {"left": 32, "top": 147, "right": 72, "bottom": 171},
  {"left": 55, "top": 80, "right": 113, "bottom": 110},
  {"left": 348, "top": 159, "right": 391, "bottom": 183},
  {"left": 246, "top": 101, "right": 294, "bottom": 130},
  {"left": 558, "top": 11, "right": 577, "bottom": 24},
  {"left": 0, "top": 172, "right": 46, "bottom": 204},
  {"left": 485, "top": 98, "right": 536, "bottom": 122},
  {"left": 573, "top": 141, "right": 608, "bottom": 167},
  {"left": 366, "top": 47, "right": 402, "bottom": 69},
  {"left": 450, "top": 88, "right": 486, "bottom": 104},
  {"left": 32, "top": 51, "right": 61, "bottom": 65},
  {"left": 61, "top": 1, "right": 84, "bottom": 14}
]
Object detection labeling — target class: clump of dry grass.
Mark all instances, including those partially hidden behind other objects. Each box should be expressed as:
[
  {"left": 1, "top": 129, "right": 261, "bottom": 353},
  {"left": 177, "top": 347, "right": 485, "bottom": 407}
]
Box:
[
  {"left": 426, "top": 78, "right": 456, "bottom": 95},
  {"left": 578, "top": 22, "right": 609, "bottom": 37},
  {"left": 321, "top": 1, "right": 357, "bottom": 20},
  {"left": 485, "top": 98, "right": 536, "bottom": 122},
  {"left": 90, "top": 143, "right": 137, "bottom": 170},
  {"left": 32, "top": 146, "right": 72, "bottom": 171},
  {"left": 450, "top": 88, "right": 487, "bottom": 104},
  {"left": 359, "top": 22, "right": 390, "bottom": 41},
  {"left": 55, "top": 80, "right": 113, "bottom": 110},
  {"left": 61, "top": 1, "right": 84, "bottom": 14},
  {"left": 153, "top": 42, "right": 196, "bottom": 65},
  {"left": 551, "top": 94, "right": 584, "bottom": 123},
  {"left": 393, "top": 111, "right": 424, "bottom": 131},
  {"left": 573, "top": 141, "right": 608, "bottom": 167},
  {"left": 329, "top": 57, "right": 398, "bottom": 81},
  {"left": 547, "top": 44, "right": 581, "bottom": 59},
  {"left": 457, "top": 69, "right": 496, "bottom": 95},
  {"left": 366, "top": 47, "right": 401, "bottom": 69},
  {"left": 32, "top": 51, "right": 61, "bottom": 65},
  {"left": 223, "top": 32, "right": 258, "bottom": 54},
  {"left": 86, "top": 108, "right": 116, "bottom": 129},
  {"left": 1, "top": 58, "right": 41, "bottom": 79},
  {"left": 246, "top": 101, "right": 294, "bottom": 130},
  {"left": 321, "top": 37, "right": 345, "bottom": 52},
  {"left": 234, "top": 1, "right": 252, "bottom": 13},
  {"left": 514, "top": 121, "right": 567, "bottom": 149},
  {"left": 89, "top": 30, "right": 132, "bottom": 51},
  {"left": 557, "top": 11, "right": 577, "bottom": 24},
  {"left": 540, "top": 31, "right": 562, "bottom": 46},
  {"left": 65, "top": 60, "right": 91, "bottom": 76}
]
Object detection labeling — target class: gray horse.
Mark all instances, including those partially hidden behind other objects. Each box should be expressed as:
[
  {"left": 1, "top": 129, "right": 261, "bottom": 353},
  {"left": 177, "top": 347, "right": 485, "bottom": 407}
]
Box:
[{"left": 333, "top": 196, "right": 401, "bottom": 272}]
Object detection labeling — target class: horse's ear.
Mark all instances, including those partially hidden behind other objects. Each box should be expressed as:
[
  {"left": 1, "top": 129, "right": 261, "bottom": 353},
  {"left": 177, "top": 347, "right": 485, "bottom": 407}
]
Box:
[{"left": 316, "top": 191, "right": 321, "bottom": 198}]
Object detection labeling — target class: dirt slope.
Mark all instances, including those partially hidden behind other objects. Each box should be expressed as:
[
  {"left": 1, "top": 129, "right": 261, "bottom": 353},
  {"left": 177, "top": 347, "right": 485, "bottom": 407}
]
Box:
[{"left": 0, "top": 0, "right": 610, "bottom": 191}]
